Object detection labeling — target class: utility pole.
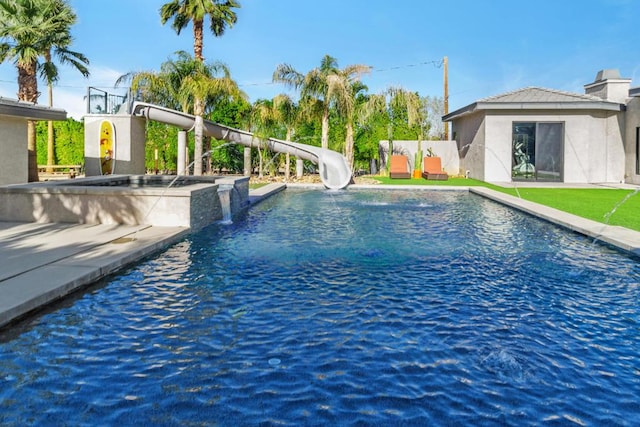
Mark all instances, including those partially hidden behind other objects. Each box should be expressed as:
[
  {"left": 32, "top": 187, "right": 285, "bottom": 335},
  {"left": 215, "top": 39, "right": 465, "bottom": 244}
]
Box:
[{"left": 443, "top": 56, "right": 449, "bottom": 140}]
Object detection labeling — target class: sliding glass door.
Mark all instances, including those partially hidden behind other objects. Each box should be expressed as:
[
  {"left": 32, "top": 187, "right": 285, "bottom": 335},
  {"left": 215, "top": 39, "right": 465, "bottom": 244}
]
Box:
[{"left": 512, "top": 122, "right": 564, "bottom": 182}]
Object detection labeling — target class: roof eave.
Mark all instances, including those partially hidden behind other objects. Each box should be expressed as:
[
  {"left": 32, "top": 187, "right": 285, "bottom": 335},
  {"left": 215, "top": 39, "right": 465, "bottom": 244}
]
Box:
[
  {"left": 443, "top": 101, "right": 625, "bottom": 121},
  {"left": 0, "top": 99, "right": 67, "bottom": 121},
  {"left": 442, "top": 102, "right": 478, "bottom": 122},
  {"left": 476, "top": 101, "right": 625, "bottom": 112}
]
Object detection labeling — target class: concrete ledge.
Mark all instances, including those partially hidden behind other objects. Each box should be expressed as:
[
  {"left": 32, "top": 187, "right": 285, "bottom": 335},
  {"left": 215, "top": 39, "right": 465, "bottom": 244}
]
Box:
[
  {"left": 0, "top": 224, "right": 189, "bottom": 328},
  {"left": 349, "top": 184, "right": 469, "bottom": 191},
  {"left": 248, "top": 183, "right": 286, "bottom": 204},
  {"left": 471, "top": 187, "right": 640, "bottom": 256}
]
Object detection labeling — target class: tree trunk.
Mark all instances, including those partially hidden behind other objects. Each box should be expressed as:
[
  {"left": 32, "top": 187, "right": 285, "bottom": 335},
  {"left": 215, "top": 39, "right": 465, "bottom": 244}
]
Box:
[
  {"left": 193, "top": 20, "right": 204, "bottom": 61},
  {"left": 193, "top": 115, "right": 204, "bottom": 176},
  {"left": 18, "top": 63, "right": 39, "bottom": 182},
  {"left": 285, "top": 128, "right": 292, "bottom": 181},
  {"left": 46, "top": 50, "right": 54, "bottom": 173},
  {"left": 321, "top": 105, "right": 330, "bottom": 150},
  {"left": 17, "top": 63, "right": 38, "bottom": 102},
  {"left": 345, "top": 122, "right": 354, "bottom": 171},
  {"left": 47, "top": 82, "right": 54, "bottom": 173}
]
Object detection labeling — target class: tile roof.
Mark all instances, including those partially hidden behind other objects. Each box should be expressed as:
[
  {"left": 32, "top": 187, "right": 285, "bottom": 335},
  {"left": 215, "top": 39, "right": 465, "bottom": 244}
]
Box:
[
  {"left": 477, "top": 86, "right": 605, "bottom": 103},
  {"left": 443, "top": 86, "right": 625, "bottom": 122}
]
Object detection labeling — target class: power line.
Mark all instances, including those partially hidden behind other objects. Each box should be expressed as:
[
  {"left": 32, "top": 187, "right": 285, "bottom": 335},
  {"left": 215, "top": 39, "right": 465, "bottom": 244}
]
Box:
[
  {"left": 373, "top": 59, "right": 444, "bottom": 73},
  {"left": 0, "top": 58, "right": 446, "bottom": 90},
  {"left": 238, "top": 59, "right": 446, "bottom": 88}
]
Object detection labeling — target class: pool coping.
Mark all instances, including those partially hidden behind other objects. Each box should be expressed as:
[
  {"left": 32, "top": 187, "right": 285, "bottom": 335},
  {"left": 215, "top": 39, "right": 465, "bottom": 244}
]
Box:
[
  {"left": 0, "top": 183, "right": 286, "bottom": 330},
  {"left": 0, "top": 223, "right": 190, "bottom": 329}
]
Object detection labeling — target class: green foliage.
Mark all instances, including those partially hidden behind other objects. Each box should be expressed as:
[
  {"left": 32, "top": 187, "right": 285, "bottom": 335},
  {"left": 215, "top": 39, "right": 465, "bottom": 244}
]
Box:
[
  {"left": 209, "top": 97, "right": 252, "bottom": 128},
  {"left": 35, "top": 118, "right": 84, "bottom": 165},
  {"left": 145, "top": 120, "right": 182, "bottom": 172}
]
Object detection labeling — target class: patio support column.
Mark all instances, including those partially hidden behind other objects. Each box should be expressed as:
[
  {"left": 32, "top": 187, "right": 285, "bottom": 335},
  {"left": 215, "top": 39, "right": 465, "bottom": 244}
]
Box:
[
  {"left": 243, "top": 147, "right": 251, "bottom": 176},
  {"left": 296, "top": 158, "right": 303, "bottom": 178},
  {"left": 177, "top": 130, "right": 187, "bottom": 175}
]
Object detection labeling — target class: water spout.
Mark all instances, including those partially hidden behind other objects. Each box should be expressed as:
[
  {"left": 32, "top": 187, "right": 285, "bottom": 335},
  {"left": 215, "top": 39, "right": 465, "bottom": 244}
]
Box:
[{"left": 218, "top": 187, "right": 233, "bottom": 224}]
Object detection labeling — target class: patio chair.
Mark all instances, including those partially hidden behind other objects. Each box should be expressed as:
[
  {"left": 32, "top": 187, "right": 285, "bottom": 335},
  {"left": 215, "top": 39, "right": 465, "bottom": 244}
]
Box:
[
  {"left": 422, "top": 156, "right": 448, "bottom": 180},
  {"left": 389, "top": 155, "right": 411, "bottom": 179}
]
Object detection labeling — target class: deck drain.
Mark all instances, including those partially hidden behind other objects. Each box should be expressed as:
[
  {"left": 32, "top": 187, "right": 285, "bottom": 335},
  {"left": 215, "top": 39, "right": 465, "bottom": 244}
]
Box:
[{"left": 111, "top": 237, "right": 136, "bottom": 244}]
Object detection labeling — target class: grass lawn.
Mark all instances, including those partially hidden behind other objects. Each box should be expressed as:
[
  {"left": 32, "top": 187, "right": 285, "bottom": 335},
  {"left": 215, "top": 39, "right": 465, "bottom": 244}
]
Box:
[{"left": 371, "top": 176, "right": 640, "bottom": 231}]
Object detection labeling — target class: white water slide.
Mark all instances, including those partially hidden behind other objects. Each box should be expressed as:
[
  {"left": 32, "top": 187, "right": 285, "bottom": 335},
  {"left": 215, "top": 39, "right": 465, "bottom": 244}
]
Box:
[{"left": 130, "top": 102, "right": 352, "bottom": 189}]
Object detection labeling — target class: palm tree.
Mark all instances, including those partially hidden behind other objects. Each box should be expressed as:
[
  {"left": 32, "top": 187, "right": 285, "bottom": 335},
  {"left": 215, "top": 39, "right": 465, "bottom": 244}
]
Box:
[
  {"left": 359, "top": 86, "right": 424, "bottom": 174},
  {"left": 329, "top": 77, "right": 370, "bottom": 171},
  {"left": 160, "top": 1, "right": 240, "bottom": 174},
  {"left": 119, "top": 51, "right": 245, "bottom": 175},
  {"left": 272, "top": 94, "right": 300, "bottom": 180},
  {"left": 160, "top": 0, "right": 240, "bottom": 62},
  {"left": 250, "top": 98, "right": 282, "bottom": 179},
  {"left": 40, "top": 0, "right": 89, "bottom": 172},
  {"left": 273, "top": 55, "right": 370, "bottom": 151},
  {"left": 0, "top": 0, "right": 83, "bottom": 181}
]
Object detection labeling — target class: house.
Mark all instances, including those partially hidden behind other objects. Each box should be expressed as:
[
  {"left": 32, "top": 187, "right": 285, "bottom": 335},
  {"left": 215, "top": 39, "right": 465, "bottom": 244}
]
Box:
[
  {"left": 443, "top": 69, "right": 640, "bottom": 184},
  {"left": 0, "top": 97, "right": 66, "bottom": 185}
]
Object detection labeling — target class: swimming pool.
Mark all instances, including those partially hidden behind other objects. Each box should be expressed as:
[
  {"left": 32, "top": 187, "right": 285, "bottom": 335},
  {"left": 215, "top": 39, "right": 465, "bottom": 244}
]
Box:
[{"left": 1, "top": 189, "right": 639, "bottom": 425}]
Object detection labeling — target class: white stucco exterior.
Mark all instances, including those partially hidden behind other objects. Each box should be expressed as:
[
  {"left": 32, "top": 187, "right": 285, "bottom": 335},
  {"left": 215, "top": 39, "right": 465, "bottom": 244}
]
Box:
[
  {"left": 445, "top": 70, "right": 634, "bottom": 184},
  {"left": 624, "top": 96, "right": 640, "bottom": 185},
  {"left": 0, "top": 116, "right": 28, "bottom": 185},
  {"left": 84, "top": 114, "right": 147, "bottom": 176},
  {"left": 380, "top": 140, "right": 460, "bottom": 175},
  {"left": 0, "top": 98, "right": 66, "bottom": 186}
]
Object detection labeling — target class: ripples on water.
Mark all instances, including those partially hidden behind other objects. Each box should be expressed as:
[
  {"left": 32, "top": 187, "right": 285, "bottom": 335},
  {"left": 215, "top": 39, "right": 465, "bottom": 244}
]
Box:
[{"left": 1, "top": 189, "right": 639, "bottom": 426}]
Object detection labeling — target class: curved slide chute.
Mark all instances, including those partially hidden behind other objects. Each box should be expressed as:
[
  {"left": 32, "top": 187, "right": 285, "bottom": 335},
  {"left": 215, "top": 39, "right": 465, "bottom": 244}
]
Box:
[{"left": 130, "top": 102, "right": 352, "bottom": 190}]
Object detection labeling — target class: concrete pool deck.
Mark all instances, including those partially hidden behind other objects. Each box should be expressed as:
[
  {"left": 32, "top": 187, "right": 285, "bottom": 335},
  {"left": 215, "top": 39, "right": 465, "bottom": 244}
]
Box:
[
  {"left": 1, "top": 182, "right": 639, "bottom": 329},
  {"left": 0, "top": 183, "right": 285, "bottom": 329}
]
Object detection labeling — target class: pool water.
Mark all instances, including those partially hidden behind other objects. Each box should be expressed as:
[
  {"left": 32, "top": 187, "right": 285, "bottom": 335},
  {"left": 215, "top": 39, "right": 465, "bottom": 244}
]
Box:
[{"left": 1, "top": 189, "right": 639, "bottom": 426}]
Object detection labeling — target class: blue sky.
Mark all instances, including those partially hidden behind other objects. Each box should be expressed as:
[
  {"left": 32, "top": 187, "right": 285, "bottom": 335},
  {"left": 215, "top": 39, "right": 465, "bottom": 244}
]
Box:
[{"left": 0, "top": 0, "right": 639, "bottom": 119}]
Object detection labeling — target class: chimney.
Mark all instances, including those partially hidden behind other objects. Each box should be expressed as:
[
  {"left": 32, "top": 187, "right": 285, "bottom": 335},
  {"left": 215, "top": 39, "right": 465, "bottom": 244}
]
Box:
[{"left": 584, "top": 69, "right": 632, "bottom": 103}]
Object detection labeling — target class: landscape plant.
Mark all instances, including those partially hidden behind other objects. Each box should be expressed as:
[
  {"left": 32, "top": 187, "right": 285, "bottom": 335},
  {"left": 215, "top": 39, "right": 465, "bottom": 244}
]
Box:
[
  {"left": 160, "top": 0, "right": 241, "bottom": 175},
  {"left": 0, "top": 0, "right": 87, "bottom": 181}
]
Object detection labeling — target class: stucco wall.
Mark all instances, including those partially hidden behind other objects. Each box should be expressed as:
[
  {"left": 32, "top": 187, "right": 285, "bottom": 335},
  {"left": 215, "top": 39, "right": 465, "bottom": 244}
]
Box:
[
  {"left": 84, "top": 114, "right": 146, "bottom": 176},
  {"left": 0, "top": 116, "right": 28, "bottom": 185},
  {"left": 379, "top": 140, "right": 460, "bottom": 175},
  {"left": 624, "top": 97, "right": 640, "bottom": 185},
  {"left": 476, "top": 110, "right": 625, "bottom": 183},
  {"left": 451, "top": 111, "right": 485, "bottom": 180}
]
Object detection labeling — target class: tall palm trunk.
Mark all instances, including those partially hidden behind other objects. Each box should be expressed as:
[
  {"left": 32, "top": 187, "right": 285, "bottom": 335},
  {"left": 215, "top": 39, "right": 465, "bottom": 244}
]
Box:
[
  {"left": 321, "top": 105, "right": 330, "bottom": 150},
  {"left": 47, "top": 94, "right": 54, "bottom": 173},
  {"left": 193, "top": 96, "right": 205, "bottom": 175},
  {"left": 193, "top": 19, "right": 204, "bottom": 61},
  {"left": 285, "top": 127, "right": 292, "bottom": 181},
  {"left": 18, "top": 62, "right": 40, "bottom": 182},
  {"left": 45, "top": 49, "right": 54, "bottom": 173},
  {"left": 345, "top": 122, "right": 355, "bottom": 171}
]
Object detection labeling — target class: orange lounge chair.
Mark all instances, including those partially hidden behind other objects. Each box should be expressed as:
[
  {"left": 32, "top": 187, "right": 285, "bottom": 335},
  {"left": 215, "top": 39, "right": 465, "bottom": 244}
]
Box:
[
  {"left": 389, "top": 155, "right": 411, "bottom": 179},
  {"left": 422, "top": 156, "right": 448, "bottom": 180}
]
